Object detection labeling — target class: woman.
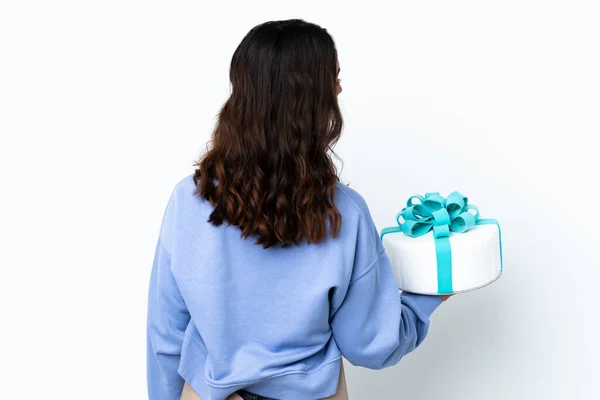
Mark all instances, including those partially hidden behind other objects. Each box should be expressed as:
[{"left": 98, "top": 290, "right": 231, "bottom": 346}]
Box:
[{"left": 147, "top": 19, "right": 448, "bottom": 400}]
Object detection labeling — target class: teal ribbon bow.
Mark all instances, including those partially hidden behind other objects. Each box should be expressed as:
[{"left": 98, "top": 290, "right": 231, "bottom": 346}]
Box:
[{"left": 380, "top": 192, "right": 502, "bottom": 294}]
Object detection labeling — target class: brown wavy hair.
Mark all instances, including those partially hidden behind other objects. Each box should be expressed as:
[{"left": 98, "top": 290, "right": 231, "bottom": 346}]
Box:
[{"left": 193, "top": 19, "right": 343, "bottom": 248}]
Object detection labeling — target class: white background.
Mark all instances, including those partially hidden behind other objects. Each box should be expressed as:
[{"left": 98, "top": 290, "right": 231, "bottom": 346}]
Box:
[{"left": 1, "top": 1, "right": 599, "bottom": 399}]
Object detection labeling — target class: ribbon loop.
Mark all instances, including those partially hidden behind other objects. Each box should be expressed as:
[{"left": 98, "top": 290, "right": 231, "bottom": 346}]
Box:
[
  {"left": 432, "top": 208, "right": 451, "bottom": 226},
  {"left": 407, "top": 195, "right": 426, "bottom": 206},
  {"left": 402, "top": 219, "right": 433, "bottom": 237},
  {"left": 395, "top": 210, "right": 404, "bottom": 226},
  {"left": 445, "top": 191, "right": 466, "bottom": 218},
  {"left": 401, "top": 205, "right": 428, "bottom": 222},
  {"left": 423, "top": 193, "right": 446, "bottom": 211},
  {"left": 450, "top": 211, "right": 476, "bottom": 233},
  {"left": 466, "top": 204, "right": 480, "bottom": 220}
]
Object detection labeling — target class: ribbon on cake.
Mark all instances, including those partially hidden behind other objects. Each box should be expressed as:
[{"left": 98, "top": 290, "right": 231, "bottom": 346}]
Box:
[{"left": 380, "top": 192, "right": 502, "bottom": 294}]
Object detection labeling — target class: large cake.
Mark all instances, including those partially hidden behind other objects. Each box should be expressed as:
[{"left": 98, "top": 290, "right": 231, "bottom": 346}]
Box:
[{"left": 380, "top": 192, "right": 503, "bottom": 295}]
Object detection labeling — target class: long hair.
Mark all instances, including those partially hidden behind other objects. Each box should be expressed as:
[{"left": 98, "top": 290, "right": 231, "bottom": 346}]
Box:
[{"left": 193, "top": 19, "right": 343, "bottom": 248}]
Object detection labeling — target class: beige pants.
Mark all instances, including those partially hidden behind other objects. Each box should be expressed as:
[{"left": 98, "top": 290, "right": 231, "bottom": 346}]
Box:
[{"left": 180, "top": 359, "right": 348, "bottom": 400}]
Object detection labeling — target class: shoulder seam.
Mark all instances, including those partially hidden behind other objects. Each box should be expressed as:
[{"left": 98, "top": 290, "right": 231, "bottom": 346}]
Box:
[
  {"left": 158, "top": 236, "right": 172, "bottom": 258},
  {"left": 349, "top": 248, "right": 386, "bottom": 285},
  {"left": 329, "top": 247, "right": 387, "bottom": 312},
  {"left": 335, "top": 184, "right": 364, "bottom": 216},
  {"left": 336, "top": 185, "right": 379, "bottom": 255}
]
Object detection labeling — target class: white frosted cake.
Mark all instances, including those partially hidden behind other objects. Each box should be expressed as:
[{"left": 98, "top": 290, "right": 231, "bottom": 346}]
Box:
[
  {"left": 382, "top": 224, "right": 502, "bottom": 294},
  {"left": 380, "top": 192, "right": 503, "bottom": 295}
]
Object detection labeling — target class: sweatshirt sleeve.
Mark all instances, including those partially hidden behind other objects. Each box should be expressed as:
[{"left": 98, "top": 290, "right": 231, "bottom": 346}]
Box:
[
  {"left": 147, "top": 236, "right": 191, "bottom": 400},
  {"left": 330, "top": 202, "right": 443, "bottom": 369}
]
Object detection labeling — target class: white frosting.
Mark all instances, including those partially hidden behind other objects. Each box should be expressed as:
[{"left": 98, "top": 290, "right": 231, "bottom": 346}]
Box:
[{"left": 381, "top": 224, "right": 502, "bottom": 294}]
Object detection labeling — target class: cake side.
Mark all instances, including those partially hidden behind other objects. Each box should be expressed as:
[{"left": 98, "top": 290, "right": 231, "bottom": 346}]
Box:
[{"left": 382, "top": 224, "right": 502, "bottom": 294}]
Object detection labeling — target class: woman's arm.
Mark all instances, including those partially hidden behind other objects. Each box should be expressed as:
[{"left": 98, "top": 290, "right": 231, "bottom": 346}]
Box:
[
  {"left": 147, "top": 237, "right": 191, "bottom": 400},
  {"left": 329, "top": 191, "right": 444, "bottom": 370},
  {"left": 330, "top": 248, "right": 443, "bottom": 369}
]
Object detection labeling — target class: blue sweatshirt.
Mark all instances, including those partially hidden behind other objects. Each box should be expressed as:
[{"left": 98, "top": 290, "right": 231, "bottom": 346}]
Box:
[{"left": 147, "top": 174, "right": 443, "bottom": 400}]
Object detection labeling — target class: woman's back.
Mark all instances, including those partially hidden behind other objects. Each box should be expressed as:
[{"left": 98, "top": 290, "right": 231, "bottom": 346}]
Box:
[{"left": 167, "top": 174, "right": 358, "bottom": 398}]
